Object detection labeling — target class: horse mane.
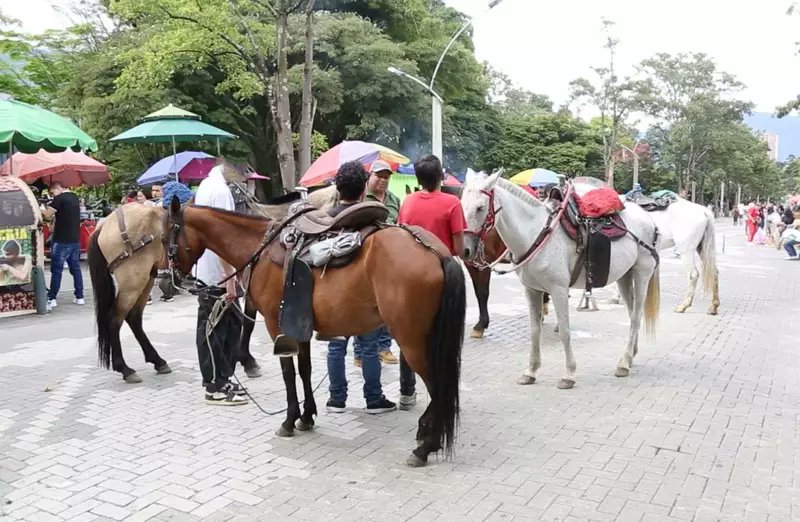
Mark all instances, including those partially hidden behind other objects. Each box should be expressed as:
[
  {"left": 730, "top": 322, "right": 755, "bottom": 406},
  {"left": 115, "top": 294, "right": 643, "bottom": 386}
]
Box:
[
  {"left": 496, "top": 178, "right": 543, "bottom": 207},
  {"left": 191, "top": 205, "right": 271, "bottom": 223}
]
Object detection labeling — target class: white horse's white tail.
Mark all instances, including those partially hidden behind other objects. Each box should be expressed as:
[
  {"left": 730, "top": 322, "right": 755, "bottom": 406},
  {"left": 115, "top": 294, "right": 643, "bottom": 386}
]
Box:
[
  {"left": 700, "top": 212, "right": 718, "bottom": 295},
  {"left": 644, "top": 266, "right": 660, "bottom": 339}
]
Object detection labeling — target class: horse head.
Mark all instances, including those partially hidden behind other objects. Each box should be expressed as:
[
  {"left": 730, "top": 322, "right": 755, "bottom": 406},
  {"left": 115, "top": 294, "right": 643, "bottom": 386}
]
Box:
[
  {"left": 460, "top": 167, "right": 503, "bottom": 262},
  {"left": 163, "top": 195, "right": 202, "bottom": 279}
]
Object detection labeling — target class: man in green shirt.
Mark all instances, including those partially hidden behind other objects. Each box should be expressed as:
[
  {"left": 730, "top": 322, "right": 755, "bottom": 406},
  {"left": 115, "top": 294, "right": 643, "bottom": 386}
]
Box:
[
  {"left": 355, "top": 160, "right": 401, "bottom": 366},
  {"left": 364, "top": 160, "right": 400, "bottom": 223}
]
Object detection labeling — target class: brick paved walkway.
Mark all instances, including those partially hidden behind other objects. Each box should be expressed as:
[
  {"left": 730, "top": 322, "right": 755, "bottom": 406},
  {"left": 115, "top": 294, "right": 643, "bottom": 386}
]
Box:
[{"left": 1, "top": 221, "right": 798, "bottom": 521}]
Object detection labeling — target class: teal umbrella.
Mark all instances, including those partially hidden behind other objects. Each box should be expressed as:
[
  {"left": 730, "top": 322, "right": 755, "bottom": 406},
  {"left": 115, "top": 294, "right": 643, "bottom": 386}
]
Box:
[
  {"left": 0, "top": 99, "right": 98, "bottom": 173},
  {"left": 110, "top": 104, "right": 237, "bottom": 152},
  {"left": 110, "top": 104, "right": 237, "bottom": 181}
]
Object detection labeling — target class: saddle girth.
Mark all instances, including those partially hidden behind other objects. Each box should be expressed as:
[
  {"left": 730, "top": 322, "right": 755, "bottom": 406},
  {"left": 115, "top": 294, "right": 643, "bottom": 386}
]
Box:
[{"left": 108, "top": 208, "right": 155, "bottom": 273}]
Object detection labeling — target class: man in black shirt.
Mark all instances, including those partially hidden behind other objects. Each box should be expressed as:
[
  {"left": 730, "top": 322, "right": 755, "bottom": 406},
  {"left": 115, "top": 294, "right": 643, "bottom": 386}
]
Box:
[{"left": 41, "top": 182, "right": 84, "bottom": 310}]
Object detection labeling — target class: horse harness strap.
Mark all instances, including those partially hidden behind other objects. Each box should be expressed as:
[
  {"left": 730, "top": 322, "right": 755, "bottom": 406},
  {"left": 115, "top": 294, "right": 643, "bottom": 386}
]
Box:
[
  {"left": 108, "top": 209, "right": 156, "bottom": 273},
  {"left": 493, "top": 185, "right": 574, "bottom": 276}
]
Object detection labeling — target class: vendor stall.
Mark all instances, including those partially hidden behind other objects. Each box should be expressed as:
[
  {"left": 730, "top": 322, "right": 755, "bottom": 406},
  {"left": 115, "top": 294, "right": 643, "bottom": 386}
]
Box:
[{"left": 0, "top": 176, "right": 44, "bottom": 318}]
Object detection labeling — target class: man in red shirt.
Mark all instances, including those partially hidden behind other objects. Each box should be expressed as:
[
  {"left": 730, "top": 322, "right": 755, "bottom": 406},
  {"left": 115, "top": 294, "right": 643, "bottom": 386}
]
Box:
[
  {"left": 396, "top": 155, "right": 467, "bottom": 410},
  {"left": 398, "top": 155, "right": 467, "bottom": 255}
]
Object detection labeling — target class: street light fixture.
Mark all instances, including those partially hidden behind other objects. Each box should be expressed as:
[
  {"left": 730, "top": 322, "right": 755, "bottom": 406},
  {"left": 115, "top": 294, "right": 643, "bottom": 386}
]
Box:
[{"left": 388, "top": 0, "right": 505, "bottom": 161}]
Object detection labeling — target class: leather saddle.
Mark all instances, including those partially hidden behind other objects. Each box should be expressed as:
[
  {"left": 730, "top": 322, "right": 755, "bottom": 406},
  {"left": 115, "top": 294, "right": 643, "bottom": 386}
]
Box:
[
  {"left": 559, "top": 189, "right": 627, "bottom": 294},
  {"left": 626, "top": 191, "right": 674, "bottom": 212},
  {"left": 267, "top": 202, "right": 389, "bottom": 267}
]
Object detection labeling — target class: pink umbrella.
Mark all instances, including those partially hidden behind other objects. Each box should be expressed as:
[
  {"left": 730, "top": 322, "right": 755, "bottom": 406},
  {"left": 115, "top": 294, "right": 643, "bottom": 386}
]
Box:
[
  {"left": 0, "top": 149, "right": 109, "bottom": 187},
  {"left": 299, "top": 141, "right": 410, "bottom": 187}
]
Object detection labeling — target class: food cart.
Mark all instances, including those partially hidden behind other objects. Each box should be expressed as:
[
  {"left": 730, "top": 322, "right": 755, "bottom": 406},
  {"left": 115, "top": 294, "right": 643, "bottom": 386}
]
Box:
[{"left": 0, "top": 175, "right": 44, "bottom": 318}]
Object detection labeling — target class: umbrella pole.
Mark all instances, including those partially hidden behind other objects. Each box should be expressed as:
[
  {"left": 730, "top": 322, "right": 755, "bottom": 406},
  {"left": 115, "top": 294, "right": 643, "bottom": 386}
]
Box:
[
  {"left": 216, "top": 138, "right": 221, "bottom": 156},
  {"left": 172, "top": 136, "right": 178, "bottom": 182},
  {"left": 8, "top": 141, "right": 11, "bottom": 175}
]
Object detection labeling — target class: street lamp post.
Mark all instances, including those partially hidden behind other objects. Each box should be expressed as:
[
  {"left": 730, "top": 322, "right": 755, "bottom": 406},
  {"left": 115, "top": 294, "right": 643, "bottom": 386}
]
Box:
[
  {"left": 619, "top": 141, "right": 640, "bottom": 189},
  {"left": 388, "top": 0, "right": 505, "bottom": 161}
]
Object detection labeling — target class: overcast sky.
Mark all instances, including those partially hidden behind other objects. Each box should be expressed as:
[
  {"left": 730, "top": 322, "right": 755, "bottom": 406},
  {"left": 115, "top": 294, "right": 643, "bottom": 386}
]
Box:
[{"left": 6, "top": 0, "right": 800, "bottom": 114}]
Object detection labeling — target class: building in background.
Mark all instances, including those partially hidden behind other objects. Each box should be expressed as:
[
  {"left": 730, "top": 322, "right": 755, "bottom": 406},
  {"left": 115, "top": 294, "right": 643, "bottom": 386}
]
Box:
[{"left": 761, "top": 132, "right": 779, "bottom": 161}]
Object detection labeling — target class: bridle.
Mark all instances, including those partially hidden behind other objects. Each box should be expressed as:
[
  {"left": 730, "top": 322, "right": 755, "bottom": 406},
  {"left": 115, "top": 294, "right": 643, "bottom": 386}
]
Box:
[
  {"left": 463, "top": 189, "right": 508, "bottom": 270},
  {"left": 166, "top": 205, "right": 193, "bottom": 279}
]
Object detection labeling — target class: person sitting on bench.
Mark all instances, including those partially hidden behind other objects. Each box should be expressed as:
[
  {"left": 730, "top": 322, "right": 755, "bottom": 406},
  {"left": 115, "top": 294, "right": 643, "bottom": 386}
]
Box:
[{"left": 325, "top": 161, "right": 397, "bottom": 415}]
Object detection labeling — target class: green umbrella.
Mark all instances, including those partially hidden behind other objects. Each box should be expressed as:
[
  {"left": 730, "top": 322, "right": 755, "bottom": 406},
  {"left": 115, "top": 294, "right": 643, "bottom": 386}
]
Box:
[
  {"left": 109, "top": 104, "right": 237, "bottom": 153},
  {"left": 0, "top": 99, "right": 98, "bottom": 173}
]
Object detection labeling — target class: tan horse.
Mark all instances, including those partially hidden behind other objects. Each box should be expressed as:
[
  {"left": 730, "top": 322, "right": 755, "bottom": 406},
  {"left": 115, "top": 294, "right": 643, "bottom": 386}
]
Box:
[{"left": 88, "top": 204, "right": 172, "bottom": 383}]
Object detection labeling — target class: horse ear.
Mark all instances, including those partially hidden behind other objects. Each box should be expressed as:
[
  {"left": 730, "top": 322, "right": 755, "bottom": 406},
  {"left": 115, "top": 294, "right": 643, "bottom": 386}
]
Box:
[
  {"left": 465, "top": 168, "right": 479, "bottom": 184},
  {"left": 483, "top": 170, "right": 503, "bottom": 190},
  {"left": 170, "top": 195, "right": 180, "bottom": 216}
]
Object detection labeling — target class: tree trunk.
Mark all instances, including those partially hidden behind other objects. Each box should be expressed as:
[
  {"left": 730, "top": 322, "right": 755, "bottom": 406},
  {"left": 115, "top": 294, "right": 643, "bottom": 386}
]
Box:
[
  {"left": 274, "top": 8, "right": 297, "bottom": 191},
  {"left": 298, "top": 0, "right": 316, "bottom": 177}
]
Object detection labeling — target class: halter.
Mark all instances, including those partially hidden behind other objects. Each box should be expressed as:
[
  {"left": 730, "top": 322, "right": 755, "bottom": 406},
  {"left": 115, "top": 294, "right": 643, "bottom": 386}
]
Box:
[
  {"left": 464, "top": 189, "right": 501, "bottom": 241},
  {"left": 166, "top": 205, "right": 193, "bottom": 278}
]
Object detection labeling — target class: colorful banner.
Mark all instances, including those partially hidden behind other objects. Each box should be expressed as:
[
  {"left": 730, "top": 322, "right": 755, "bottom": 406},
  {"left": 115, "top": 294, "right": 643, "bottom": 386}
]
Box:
[{"left": 0, "top": 227, "right": 33, "bottom": 287}]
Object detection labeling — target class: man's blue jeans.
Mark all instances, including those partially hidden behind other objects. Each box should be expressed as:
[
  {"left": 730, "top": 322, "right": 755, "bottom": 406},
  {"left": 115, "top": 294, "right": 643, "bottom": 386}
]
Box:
[
  {"left": 785, "top": 240, "right": 799, "bottom": 257},
  {"left": 327, "top": 328, "right": 383, "bottom": 405},
  {"left": 48, "top": 242, "right": 83, "bottom": 300},
  {"left": 354, "top": 325, "right": 392, "bottom": 359}
]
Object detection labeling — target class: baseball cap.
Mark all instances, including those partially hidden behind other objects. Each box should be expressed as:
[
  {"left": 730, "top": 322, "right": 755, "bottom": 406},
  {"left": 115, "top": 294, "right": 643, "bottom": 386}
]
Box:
[{"left": 370, "top": 160, "right": 393, "bottom": 174}]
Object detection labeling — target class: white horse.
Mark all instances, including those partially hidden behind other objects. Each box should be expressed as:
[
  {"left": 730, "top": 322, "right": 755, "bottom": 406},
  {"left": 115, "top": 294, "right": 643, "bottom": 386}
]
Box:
[
  {"left": 613, "top": 196, "right": 720, "bottom": 315},
  {"left": 461, "top": 170, "right": 661, "bottom": 388}
]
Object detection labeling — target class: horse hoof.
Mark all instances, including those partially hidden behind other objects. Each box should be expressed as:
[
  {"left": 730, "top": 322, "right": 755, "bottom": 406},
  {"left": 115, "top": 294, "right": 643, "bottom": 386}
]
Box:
[
  {"left": 406, "top": 454, "right": 427, "bottom": 467},
  {"left": 155, "top": 364, "right": 172, "bottom": 375},
  {"left": 707, "top": 308, "right": 718, "bottom": 316},
  {"left": 295, "top": 419, "right": 314, "bottom": 432},
  {"left": 245, "top": 365, "right": 262, "bottom": 379},
  {"left": 614, "top": 367, "right": 630, "bottom": 378},
  {"left": 124, "top": 372, "right": 142, "bottom": 384},
  {"left": 554, "top": 325, "right": 560, "bottom": 334},
  {"left": 470, "top": 329, "right": 484, "bottom": 339},
  {"left": 557, "top": 379, "right": 575, "bottom": 390},
  {"left": 516, "top": 375, "right": 536, "bottom": 385},
  {"left": 609, "top": 298, "right": 620, "bottom": 305},
  {"left": 674, "top": 306, "right": 687, "bottom": 314},
  {"left": 275, "top": 426, "right": 295, "bottom": 438}
]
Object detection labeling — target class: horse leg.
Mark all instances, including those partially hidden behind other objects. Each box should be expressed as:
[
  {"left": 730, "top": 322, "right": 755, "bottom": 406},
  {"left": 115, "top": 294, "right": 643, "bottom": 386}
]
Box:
[
  {"left": 616, "top": 272, "right": 637, "bottom": 357},
  {"left": 517, "top": 287, "right": 543, "bottom": 385},
  {"left": 296, "top": 341, "right": 317, "bottom": 432},
  {"left": 467, "top": 264, "right": 490, "bottom": 338},
  {"left": 675, "top": 251, "right": 699, "bottom": 313},
  {"left": 110, "top": 314, "right": 141, "bottom": 383},
  {"left": 551, "top": 288, "right": 576, "bottom": 389},
  {"left": 238, "top": 298, "right": 262, "bottom": 378},
  {"left": 276, "top": 356, "right": 302, "bottom": 437},
  {"left": 708, "top": 269, "right": 721, "bottom": 316},
  {"left": 125, "top": 294, "right": 171, "bottom": 375},
  {"left": 615, "top": 267, "right": 649, "bottom": 377}
]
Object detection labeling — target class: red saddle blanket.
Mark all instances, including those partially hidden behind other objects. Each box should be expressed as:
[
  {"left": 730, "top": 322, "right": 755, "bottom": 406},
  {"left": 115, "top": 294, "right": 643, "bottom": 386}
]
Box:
[{"left": 573, "top": 188, "right": 625, "bottom": 218}]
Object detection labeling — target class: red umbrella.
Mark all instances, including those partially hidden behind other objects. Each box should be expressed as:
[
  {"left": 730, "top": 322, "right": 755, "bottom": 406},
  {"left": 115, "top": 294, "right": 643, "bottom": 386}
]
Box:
[
  {"left": 299, "top": 141, "right": 410, "bottom": 187},
  {"left": 443, "top": 174, "right": 461, "bottom": 187},
  {"left": 0, "top": 149, "right": 109, "bottom": 187}
]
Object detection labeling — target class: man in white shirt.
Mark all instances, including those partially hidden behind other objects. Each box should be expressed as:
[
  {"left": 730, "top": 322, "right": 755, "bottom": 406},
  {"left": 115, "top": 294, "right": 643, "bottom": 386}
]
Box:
[{"left": 193, "top": 159, "right": 248, "bottom": 406}]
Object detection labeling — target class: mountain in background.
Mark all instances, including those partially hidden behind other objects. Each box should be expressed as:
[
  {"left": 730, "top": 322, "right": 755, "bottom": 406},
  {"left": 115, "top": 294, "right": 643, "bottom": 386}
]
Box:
[{"left": 744, "top": 112, "right": 800, "bottom": 162}]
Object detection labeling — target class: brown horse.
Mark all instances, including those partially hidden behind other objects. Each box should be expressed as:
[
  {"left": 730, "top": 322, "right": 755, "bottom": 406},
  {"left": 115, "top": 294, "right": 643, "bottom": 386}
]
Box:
[{"left": 164, "top": 198, "right": 465, "bottom": 467}]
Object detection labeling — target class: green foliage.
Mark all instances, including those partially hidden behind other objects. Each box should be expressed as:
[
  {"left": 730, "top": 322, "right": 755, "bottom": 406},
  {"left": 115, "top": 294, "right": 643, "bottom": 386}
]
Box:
[{"left": 478, "top": 112, "right": 602, "bottom": 177}]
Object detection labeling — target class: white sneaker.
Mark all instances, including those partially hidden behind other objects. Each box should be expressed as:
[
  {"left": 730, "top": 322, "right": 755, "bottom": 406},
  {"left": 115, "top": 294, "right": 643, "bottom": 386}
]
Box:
[
  {"left": 73, "top": 298, "right": 85, "bottom": 305},
  {"left": 46, "top": 299, "right": 57, "bottom": 311},
  {"left": 398, "top": 393, "right": 417, "bottom": 411}
]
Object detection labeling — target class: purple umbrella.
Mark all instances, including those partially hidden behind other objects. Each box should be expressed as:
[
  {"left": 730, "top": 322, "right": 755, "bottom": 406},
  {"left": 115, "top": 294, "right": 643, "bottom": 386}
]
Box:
[{"left": 137, "top": 151, "right": 214, "bottom": 185}]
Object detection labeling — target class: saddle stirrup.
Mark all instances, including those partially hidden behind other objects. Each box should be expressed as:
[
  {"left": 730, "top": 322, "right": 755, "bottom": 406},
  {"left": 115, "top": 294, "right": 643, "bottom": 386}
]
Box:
[{"left": 273, "top": 334, "right": 300, "bottom": 358}]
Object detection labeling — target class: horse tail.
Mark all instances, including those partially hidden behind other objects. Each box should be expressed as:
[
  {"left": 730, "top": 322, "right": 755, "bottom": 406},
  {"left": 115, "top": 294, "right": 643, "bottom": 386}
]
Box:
[
  {"left": 88, "top": 230, "right": 115, "bottom": 369},
  {"left": 699, "top": 212, "right": 718, "bottom": 296},
  {"left": 427, "top": 256, "right": 466, "bottom": 456},
  {"left": 644, "top": 266, "right": 660, "bottom": 339}
]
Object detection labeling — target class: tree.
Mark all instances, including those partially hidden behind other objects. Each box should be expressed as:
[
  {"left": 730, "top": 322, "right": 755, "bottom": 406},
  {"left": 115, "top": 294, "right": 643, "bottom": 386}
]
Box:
[
  {"left": 478, "top": 112, "right": 603, "bottom": 177},
  {"left": 569, "top": 19, "right": 641, "bottom": 185}
]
